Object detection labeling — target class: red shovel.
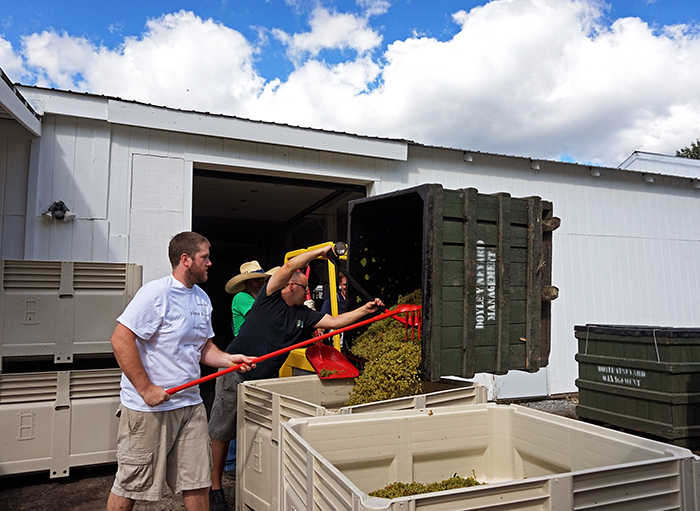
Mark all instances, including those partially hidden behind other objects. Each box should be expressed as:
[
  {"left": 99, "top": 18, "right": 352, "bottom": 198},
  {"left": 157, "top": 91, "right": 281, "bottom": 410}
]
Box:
[
  {"left": 165, "top": 305, "right": 421, "bottom": 394},
  {"left": 305, "top": 341, "right": 359, "bottom": 379},
  {"left": 305, "top": 303, "right": 422, "bottom": 379}
]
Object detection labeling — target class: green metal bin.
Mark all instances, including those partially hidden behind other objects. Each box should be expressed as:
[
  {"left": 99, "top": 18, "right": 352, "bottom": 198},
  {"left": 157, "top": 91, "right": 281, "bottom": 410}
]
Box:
[
  {"left": 575, "top": 324, "right": 700, "bottom": 447},
  {"left": 346, "top": 184, "right": 559, "bottom": 381}
]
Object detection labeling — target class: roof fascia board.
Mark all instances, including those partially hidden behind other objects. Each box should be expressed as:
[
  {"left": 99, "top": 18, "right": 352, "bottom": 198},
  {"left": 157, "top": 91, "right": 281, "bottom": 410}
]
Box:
[
  {"left": 17, "top": 87, "right": 407, "bottom": 160},
  {"left": 1, "top": 82, "right": 41, "bottom": 137},
  {"left": 108, "top": 100, "right": 407, "bottom": 161},
  {"left": 622, "top": 151, "right": 700, "bottom": 167},
  {"left": 618, "top": 151, "right": 700, "bottom": 180},
  {"left": 17, "top": 87, "right": 109, "bottom": 121}
]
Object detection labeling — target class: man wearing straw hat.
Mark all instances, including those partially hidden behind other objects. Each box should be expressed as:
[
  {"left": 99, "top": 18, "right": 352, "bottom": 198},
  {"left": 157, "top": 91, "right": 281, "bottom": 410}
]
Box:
[
  {"left": 225, "top": 261, "right": 278, "bottom": 337},
  {"left": 208, "top": 245, "right": 383, "bottom": 511},
  {"left": 220, "top": 261, "right": 278, "bottom": 481}
]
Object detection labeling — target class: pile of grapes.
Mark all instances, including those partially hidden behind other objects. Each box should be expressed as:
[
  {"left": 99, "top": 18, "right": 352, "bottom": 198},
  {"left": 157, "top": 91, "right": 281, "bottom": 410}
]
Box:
[
  {"left": 369, "top": 473, "right": 483, "bottom": 498},
  {"left": 345, "top": 290, "right": 422, "bottom": 406}
]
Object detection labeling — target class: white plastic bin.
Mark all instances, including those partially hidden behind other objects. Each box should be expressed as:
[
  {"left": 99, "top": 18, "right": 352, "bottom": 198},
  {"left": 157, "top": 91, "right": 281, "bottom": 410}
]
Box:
[
  {"left": 0, "top": 368, "right": 121, "bottom": 478},
  {"left": 0, "top": 260, "right": 142, "bottom": 367},
  {"left": 236, "top": 375, "right": 487, "bottom": 511},
  {"left": 281, "top": 403, "right": 700, "bottom": 511}
]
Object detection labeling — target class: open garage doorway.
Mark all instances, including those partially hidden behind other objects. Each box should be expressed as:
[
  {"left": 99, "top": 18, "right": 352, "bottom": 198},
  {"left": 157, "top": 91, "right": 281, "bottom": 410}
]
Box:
[{"left": 191, "top": 168, "right": 367, "bottom": 351}]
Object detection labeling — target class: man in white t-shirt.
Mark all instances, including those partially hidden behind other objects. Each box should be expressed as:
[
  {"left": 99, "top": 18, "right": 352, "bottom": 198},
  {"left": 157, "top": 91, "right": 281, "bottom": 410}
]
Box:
[{"left": 106, "top": 231, "right": 256, "bottom": 511}]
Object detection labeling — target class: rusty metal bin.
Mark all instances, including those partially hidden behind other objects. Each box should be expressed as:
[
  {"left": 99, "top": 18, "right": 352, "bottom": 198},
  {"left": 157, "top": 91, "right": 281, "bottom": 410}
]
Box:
[
  {"left": 576, "top": 324, "right": 700, "bottom": 447},
  {"left": 346, "top": 184, "right": 558, "bottom": 381}
]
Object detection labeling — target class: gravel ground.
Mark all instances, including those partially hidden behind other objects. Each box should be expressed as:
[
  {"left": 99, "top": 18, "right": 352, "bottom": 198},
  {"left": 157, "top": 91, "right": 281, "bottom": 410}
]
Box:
[{"left": 506, "top": 394, "right": 579, "bottom": 419}]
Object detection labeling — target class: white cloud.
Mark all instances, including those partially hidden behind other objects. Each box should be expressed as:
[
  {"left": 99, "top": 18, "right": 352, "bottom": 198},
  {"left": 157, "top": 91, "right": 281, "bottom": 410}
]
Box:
[
  {"left": 5, "top": 0, "right": 700, "bottom": 166},
  {"left": 260, "top": 0, "right": 700, "bottom": 165},
  {"left": 273, "top": 7, "right": 382, "bottom": 62},
  {"left": 108, "top": 23, "right": 124, "bottom": 35},
  {"left": 22, "top": 31, "right": 97, "bottom": 89},
  {"left": 0, "top": 37, "right": 29, "bottom": 83},
  {"left": 20, "top": 11, "right": 265, "bottom": 113},
  {"left": 357, "top": 0, "right": 392, "bottom": 17},
  {"left": 246, "top": 56, "right": 381, "bottom": 128}
]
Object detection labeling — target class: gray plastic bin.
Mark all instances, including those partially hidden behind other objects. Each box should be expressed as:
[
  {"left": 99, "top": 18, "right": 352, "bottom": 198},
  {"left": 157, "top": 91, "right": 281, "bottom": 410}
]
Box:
[{"left": 0, "top": 260, "right": 142, "bottom": 368}]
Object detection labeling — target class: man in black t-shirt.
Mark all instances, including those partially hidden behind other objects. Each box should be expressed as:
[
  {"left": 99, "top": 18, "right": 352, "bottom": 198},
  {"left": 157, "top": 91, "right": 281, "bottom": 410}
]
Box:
[
  {"left": 207, "top": 245, "right": 383, "bottom": 511},
  {"left": 224, "top": 278, "right": 323, "bottom": 380}
]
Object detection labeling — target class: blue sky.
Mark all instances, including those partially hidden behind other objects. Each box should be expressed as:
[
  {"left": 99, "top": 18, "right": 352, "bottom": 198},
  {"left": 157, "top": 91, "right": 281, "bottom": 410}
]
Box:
[
  {"left": 3, "top": 1, "right": 696, "bottom": 81},
  {"left": 2, "top": 0, "right": 700, "bottom": 166}
]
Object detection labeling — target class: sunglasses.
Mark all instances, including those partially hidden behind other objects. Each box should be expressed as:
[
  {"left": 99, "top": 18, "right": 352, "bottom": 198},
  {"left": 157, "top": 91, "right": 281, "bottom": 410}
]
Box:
[{"left": 288, "top": 282, "right": 308, "bottom": 292}]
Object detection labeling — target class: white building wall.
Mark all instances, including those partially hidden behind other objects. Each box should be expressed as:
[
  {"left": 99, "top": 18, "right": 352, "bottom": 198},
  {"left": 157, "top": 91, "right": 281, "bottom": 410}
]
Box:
[
  {"left": 27, "top": 114, "right": 111, "bottom": 262},
  {"left": 0, "top": 122, "right": 31, "bottom": 259},
  {"left": 14, "top": 88, "right": 700, "bottom": 397}
]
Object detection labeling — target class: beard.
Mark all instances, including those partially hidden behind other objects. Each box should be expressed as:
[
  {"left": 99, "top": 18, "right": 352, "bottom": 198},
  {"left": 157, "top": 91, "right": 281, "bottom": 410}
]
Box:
[{"left": 187, "top": 265, "right": 208, "bottom": 284}]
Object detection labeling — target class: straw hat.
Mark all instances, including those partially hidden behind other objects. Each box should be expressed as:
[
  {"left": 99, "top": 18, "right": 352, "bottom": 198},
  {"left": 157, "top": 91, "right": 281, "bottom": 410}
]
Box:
[{"left": 225, "top": 261, "right": 273, "bottom": 294}]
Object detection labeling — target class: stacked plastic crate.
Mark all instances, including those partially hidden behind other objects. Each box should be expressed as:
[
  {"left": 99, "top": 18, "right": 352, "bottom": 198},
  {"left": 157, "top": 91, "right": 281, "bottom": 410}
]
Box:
[{"left": 0, "top": 260, "right": 142, "bottom": 477}]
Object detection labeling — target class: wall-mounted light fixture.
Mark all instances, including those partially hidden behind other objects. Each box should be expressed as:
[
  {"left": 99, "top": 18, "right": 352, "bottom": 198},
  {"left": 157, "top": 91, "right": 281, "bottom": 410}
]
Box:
[
  {"left": 589, "top": 167, "right": 601, "bottom": 177},
  {"left": 530, "top": 159, "right": 540, "bottom": 170},
  {"left": 42, "top": 200, "right": 76, "bottom": 221},
  {"left": 642, "top": 174, "right": 654, "bottom": 183},
  {"left": 692, "top": 179, "right": 700, "bottom": 189},
  {"left": 463, "top": 152, "right": 474, "bottom": 162}
]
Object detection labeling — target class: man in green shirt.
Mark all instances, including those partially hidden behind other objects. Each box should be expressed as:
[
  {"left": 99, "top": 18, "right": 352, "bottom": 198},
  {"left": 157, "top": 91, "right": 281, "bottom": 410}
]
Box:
[
  {"left": 225, "top": 261, "right": 277, "bottom": 336},
  {"left": 219, "top": 261, "right": 277, "bottom": 489}
]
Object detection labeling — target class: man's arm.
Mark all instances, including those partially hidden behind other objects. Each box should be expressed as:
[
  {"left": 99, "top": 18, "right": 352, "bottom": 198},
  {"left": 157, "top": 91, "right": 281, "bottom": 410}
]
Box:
[
  {"left": 266, "top": 245, "right": 333, "bottom": 295},
  {"left": 111, "top": 322, "right": 170, "bottom": 407},
  {"left": 314, "top": 298, "right": 384, "bottom": 330},
  {"left": 200, "top": 339, "right": 256, "bottom": 371}
]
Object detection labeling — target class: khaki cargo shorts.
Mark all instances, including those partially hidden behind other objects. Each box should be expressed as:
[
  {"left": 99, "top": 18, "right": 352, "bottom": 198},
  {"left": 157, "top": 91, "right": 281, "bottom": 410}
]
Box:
[
  {"left": 110, "top": 403, "right": 211, "bottom": 501},
  {"left": 208, "top": 370, "right": 245, "bottom": 443}
]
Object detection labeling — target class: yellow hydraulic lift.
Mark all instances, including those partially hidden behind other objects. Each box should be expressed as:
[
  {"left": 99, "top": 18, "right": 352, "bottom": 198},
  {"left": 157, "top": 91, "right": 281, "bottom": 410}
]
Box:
[{"left": 279, "top": 241, "right": 345, "bottom": 377}]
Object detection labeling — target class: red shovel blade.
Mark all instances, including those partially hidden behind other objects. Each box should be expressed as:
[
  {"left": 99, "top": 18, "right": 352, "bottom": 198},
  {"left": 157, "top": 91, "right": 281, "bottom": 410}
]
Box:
[{"left": 306, "top": 342, "right": 359, "bottom": 379}]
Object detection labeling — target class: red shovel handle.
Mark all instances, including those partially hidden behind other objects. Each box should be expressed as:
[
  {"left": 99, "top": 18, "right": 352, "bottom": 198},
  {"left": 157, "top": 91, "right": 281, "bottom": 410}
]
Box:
[{"left": 165, "top": 305, "right": 421, "bottom": 395}]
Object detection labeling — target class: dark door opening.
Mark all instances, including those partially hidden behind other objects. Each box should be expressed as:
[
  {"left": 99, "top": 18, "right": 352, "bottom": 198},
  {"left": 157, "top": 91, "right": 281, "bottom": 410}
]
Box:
[{"left": 191, "top": 168, "right": 367, "bottom": 350}]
